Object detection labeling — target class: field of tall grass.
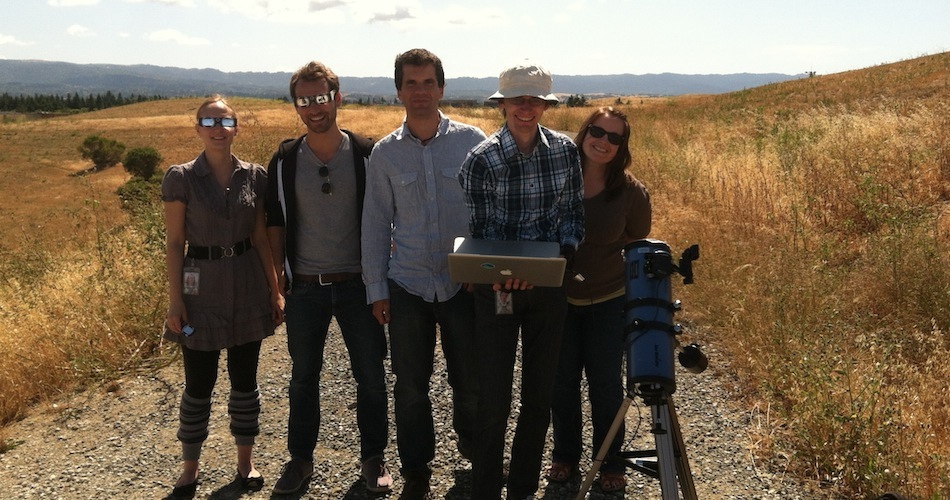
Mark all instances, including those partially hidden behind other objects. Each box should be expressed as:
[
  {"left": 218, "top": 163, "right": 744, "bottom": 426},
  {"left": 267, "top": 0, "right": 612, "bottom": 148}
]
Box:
[{"left": 2, "top": 52, "right": 950, "bottom": 497}]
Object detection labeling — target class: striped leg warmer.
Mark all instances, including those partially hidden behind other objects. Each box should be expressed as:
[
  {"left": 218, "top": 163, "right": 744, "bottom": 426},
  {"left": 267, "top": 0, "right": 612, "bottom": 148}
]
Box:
[
  {"left": 177, "top": 392, "right": 212, "bottom": 461},
  {"left": 228, "top": 387, "right": 261, "bottom": 447}
]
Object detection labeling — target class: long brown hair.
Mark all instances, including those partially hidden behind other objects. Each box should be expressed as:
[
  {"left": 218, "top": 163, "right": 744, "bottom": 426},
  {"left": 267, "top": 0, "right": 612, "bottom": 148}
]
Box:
[{"left": 574, "top": 106, "right": 632, "bottom": 202}]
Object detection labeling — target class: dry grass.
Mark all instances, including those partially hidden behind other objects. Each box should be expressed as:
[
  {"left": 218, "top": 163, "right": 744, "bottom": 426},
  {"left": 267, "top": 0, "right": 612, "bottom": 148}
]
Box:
[
  {"left": 3, "top": 53, "right": 950, "bottom": 497},
  {"left": 624, "top": 53, "right": 950, "bottom": 498}
]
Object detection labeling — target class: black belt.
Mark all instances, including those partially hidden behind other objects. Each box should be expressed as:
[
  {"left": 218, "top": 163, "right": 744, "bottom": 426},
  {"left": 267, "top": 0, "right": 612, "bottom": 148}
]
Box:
[
  {"left": 186, "top": 238, "right": 252, "bottom": 260},
  {"left": 294, "top": 272, "right": 361, "bottom": 285}
]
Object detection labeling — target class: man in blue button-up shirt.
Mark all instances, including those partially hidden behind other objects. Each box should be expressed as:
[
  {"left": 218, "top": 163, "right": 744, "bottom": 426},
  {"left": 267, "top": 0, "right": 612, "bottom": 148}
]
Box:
[{"left": 361, "top": 48, "right": 487, "bottom": 499}]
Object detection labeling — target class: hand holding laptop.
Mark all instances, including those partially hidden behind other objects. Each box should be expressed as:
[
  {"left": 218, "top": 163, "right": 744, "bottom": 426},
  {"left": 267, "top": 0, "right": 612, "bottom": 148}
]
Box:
[{"left": 448, "top": 237, "right": 567, "bottom": 288}]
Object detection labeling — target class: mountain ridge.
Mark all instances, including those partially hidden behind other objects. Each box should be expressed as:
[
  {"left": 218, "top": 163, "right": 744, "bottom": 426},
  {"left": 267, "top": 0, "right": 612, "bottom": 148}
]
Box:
[{"left": 0, "top": 59, "right": 804, "bottom": 100}]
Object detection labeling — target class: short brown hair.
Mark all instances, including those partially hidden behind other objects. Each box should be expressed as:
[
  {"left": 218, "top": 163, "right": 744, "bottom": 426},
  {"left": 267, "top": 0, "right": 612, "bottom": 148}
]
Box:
[
  {"left": 394, "top": 48, "right": 445, "bottom": 91},
  {"left": 289, "top": 61, "right": 340, "bottom": 100}
]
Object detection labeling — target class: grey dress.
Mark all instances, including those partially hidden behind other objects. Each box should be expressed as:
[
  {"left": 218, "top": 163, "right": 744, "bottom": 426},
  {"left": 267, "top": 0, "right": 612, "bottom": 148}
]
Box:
[{"left": 161, "top": 153, "right": 275, "bottom": 351}]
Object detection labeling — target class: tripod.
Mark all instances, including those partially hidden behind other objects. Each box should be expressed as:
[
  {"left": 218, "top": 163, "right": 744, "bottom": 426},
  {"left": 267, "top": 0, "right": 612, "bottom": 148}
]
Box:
[
  {"left": 575, "top": 383, "right": 696, "bottom": 500},
  {"left": 575, "top": 239, "right": 701, "bottom": 499}
]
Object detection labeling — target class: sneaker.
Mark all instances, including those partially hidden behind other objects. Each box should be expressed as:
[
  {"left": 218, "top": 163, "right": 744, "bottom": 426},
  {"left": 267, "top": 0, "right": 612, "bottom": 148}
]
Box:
[
  {"left": 272, "top": 458, "right": 314, "bottom": 495},
  {"left": 399, "top": 475, "right": 431, "bottom": 500},
  {"left": 360, "top": 455, "right": 393, "bottom": 493}
]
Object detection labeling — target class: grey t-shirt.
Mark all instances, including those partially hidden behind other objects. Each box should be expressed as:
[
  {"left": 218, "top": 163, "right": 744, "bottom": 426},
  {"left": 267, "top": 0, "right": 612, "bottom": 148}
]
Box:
[{"left": 293, "top": 134, "right": 362, "bottom": 274}]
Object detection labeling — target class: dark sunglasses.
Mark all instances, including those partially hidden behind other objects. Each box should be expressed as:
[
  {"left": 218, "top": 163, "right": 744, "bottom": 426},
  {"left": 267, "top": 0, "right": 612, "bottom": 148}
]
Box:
[
  {"left": 198, "top": 116, "right": 237, "bottom": 128},
  {"left": 295, "top": 90, "right": 336, "bottom": 108},
  {"left": 587, "top": 124, "right": 624, "bottom": 146},
  {"left": 319, "top": 166, "right": 331, "bottom": 195}
]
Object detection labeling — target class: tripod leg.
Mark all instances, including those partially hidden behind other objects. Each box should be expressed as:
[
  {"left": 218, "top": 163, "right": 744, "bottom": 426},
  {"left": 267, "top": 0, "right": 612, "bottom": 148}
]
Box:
[
  {"left": 575, "top": 395, "right": 633, "bottom": 500},
  {"left": 667, "top": 398, "right": 698, "bottom": 500},
  {"left": 653, "top": 403, "right": 681, "bottom": 500}
]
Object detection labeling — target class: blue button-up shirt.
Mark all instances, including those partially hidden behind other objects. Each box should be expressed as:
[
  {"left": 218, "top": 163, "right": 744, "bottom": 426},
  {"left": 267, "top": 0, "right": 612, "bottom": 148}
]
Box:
[
  {"left": 459, "top": 123, "right": 584, "bottom": 249},
  {"left": 362, "top": 112, "right": 488, "bottom": 303}
]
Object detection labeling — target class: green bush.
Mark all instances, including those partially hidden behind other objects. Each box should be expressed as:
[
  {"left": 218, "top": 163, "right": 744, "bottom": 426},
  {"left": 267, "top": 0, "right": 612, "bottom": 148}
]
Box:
[
  {"left": 123, "top": 147, "right": 162, "bottom": 179},
  {"left": 78, "top": 134, "right": 125, "bottom": 171}
]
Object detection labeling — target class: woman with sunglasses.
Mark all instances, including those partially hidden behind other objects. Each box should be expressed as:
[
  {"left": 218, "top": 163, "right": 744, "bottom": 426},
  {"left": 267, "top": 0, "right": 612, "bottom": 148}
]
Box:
[
  {"left": 161, "top": 95, "right": 283, "bottom": 499},
  {"left": 547, "top": 107, "right": 651, "bottom": 493}
]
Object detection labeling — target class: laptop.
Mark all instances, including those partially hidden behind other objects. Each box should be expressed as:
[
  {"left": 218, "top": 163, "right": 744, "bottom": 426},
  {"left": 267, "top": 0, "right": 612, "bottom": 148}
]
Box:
[{"left": 448, "top": 237, "right": 567, "bottom": 287}]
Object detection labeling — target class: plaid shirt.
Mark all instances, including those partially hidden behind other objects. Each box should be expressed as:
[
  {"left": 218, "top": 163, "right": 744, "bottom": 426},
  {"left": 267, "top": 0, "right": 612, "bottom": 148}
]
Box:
[{"left": 459, "top": 123, "right": 584, "bottom": 249}]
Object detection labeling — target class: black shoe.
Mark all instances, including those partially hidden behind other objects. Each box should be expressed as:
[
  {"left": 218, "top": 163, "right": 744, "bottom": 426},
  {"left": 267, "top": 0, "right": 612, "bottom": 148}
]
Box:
[
  {"left": 399, "top": 475, "right": 431, "bottom": 500},
  {"left": 163, "top": 479, "right": 198, "bottom": 500},
  {"left": 236, "top": 468, "right": 265, "bottom": 492},
  {"left": 272, "top": 459, "right": 314, "bottom": 495},
  {"left": 361, "top": 455, "right": 393, "bottom": 493}
]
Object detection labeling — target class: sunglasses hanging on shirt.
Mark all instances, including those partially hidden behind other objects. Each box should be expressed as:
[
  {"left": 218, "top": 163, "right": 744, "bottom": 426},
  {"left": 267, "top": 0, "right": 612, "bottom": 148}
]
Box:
[{"left": 319, "top": 166, "right": 331, "bottom": 195}]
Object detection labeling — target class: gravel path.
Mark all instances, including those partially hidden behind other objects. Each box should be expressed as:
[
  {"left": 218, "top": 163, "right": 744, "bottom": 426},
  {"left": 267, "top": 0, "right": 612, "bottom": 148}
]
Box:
[{"left": 0, "top": 322, "right": 818, "bottom": 499}]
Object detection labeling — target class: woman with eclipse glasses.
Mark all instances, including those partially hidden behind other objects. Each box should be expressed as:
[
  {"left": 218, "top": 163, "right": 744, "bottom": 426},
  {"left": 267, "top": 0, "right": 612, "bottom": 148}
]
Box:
[{"left": 160, "top": 95, "right": 283, "bottom": 499}]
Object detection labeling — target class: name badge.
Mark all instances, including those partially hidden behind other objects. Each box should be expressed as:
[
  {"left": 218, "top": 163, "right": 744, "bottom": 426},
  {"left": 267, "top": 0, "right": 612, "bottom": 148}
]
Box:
[{"left": 183, "top": 267, "right": 200, "bottom": 295}]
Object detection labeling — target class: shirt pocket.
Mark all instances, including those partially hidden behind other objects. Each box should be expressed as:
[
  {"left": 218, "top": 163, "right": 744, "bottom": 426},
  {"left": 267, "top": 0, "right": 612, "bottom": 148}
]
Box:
[{"left": 392, "top": 171, "right": 421, "bottom": 208}]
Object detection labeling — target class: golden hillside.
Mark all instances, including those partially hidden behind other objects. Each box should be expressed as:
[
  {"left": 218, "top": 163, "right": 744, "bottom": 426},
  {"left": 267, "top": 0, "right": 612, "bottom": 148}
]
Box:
[{"left": 2, "top": 51, "right": 949, "bottom": 497}]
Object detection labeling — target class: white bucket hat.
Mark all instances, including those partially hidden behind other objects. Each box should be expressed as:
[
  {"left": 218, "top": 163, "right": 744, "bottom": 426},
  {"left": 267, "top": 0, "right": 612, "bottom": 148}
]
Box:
[{"left": 488, "top": 62, "right": 559, "bottom": 104}]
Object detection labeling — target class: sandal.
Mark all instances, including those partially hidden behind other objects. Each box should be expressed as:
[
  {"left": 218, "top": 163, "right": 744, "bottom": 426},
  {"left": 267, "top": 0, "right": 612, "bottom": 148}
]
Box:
[
  {"left": 598, "top": 471, "right": 626, "bottom": 493},
  {"left": 546, "top": 462, "right": 575, "bottom": 483},
  {"left": 237, "top": 468, "right": 265, "bottom": 492}
]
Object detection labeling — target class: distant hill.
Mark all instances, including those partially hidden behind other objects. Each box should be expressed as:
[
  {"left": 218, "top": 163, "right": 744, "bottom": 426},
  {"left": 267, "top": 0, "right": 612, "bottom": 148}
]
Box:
[{"left": 0, "top": 59, "right": 803, "bottom": 100}]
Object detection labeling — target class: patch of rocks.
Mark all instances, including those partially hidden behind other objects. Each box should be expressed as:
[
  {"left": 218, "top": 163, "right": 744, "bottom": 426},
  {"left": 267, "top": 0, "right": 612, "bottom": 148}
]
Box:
[{"left": 0, "top": 323, "right": 817, "bottom": 499}]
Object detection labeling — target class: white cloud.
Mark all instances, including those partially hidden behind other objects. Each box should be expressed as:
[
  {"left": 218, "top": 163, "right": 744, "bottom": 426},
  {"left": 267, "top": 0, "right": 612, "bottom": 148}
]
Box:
[
  {"left": 368, "top": 6, "right": 413, "bottom": 23},
  {"left": 145, "top": 29, "right": 211, "bottom": 46},
  {"left": 0, "top": 34, "right": 34, "bottom": 46},
  {"left": 48, "top": 0, "right": 99, "bottom": 6},
  {"left": 66, "top": 25, "right": 95, "bottom": 37},
  {"left": 124, "top": 0, "right": 196, "bottom": 6},
  {"left": 309, "top": 0, "right": 347, "bottom": 12}
]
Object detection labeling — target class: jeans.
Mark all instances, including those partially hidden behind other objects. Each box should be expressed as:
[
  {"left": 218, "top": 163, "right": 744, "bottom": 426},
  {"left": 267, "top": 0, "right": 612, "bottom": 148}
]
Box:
[
  {"left": 551, "top": 296, "right": 626, "bottom": 473},
  {"left": 470, "top": 285, "right": 567, "bottom": 500},
  {"left": 388, "top": 281, "right": 478, "bottom": 477},
  {"left": 284, "top": 278, "right": 388, "bottom": 462}
]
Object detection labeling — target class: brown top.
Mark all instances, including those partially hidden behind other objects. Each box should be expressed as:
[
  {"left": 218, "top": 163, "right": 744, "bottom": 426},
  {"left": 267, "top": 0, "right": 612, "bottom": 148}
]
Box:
[
  {"left": 564, "top": 171, "right": 651, "bottom": 303},
  {"left": 160, "top": 153, "right": 275, "bottom": 351}
]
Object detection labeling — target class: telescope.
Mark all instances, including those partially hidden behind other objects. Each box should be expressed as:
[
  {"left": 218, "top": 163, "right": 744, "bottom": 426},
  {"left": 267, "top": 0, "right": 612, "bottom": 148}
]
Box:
[
  {"left": 577, "top": 238, "right": 703, "bottom": 500},
  {"left": 624, "top": 239, "right": 704, "bottom": 395}
]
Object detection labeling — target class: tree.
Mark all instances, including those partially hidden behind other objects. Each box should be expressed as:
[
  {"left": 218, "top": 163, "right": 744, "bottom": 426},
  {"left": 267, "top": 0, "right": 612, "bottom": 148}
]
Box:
[
  {"left": 78, "top": 134, "right": 126, "bottom": 171},
  {"left": 566, "top": 94, "right": 588, "bottom": 107},
  {"left": 123, "top": 147, "right": 162, "bottom": 179}
]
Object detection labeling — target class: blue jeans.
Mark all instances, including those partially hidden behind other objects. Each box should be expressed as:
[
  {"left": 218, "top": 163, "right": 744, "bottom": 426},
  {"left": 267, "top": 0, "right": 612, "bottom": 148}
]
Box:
[
  {"left": 284, "top": 278, "right": 388, "bottom": 462},
  {"left": 470, "top": 285, "right": 567, "bottom": 500},
  {"left": 551, "top": 296, "right": 626, "bottom": 473},
  {"left": 388, "top": 281, "right": 478, "bottom": 477}
]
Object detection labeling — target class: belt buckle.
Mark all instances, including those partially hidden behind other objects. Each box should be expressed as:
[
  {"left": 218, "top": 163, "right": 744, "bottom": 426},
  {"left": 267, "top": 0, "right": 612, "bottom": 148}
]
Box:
[
  {"left": 221, "top": 245, "right": 236, "bottom": 258},
  {"left": 318, "top": 274, "right": 332, "bottom": 286}
]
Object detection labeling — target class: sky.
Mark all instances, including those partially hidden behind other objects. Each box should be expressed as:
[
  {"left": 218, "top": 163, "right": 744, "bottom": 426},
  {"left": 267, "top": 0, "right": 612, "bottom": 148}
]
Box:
[{"left": 0, "top": 0, "right": 948, "bottom": 79}]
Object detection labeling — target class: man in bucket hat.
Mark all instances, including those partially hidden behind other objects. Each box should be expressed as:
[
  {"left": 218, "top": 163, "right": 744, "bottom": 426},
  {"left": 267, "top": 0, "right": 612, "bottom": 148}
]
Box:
[{"left": 459, "top": 62, "right": 585, "bottom": 500}]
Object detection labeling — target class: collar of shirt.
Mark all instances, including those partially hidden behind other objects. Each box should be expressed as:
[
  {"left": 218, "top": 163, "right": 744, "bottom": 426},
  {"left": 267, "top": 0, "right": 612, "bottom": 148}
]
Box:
[
  {"left": 498, "top": 123, "right": 552, "bottom": 160},
  {"left": 395, "top": 110, "right": 450, "bottom": 144}
]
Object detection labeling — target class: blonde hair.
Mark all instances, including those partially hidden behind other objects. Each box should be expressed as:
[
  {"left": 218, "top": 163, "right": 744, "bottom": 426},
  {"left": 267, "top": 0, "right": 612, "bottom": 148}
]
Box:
[{"left": 195, "top": 94, "right": 235, "bottom": 121}]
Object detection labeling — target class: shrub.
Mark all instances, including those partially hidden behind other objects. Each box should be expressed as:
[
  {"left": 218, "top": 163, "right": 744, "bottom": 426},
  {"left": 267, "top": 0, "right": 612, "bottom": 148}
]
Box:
[
  {"left": 78, "top": 134, "right": 125, "bottom": 171},
  {"left": 123, "top": 147, "right": 162, "bottom": 179}
]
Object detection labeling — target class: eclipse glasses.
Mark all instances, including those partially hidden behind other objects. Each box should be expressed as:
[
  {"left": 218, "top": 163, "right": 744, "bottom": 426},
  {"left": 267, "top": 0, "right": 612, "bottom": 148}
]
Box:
[
  {"left": 198, "top": 116, "right": 237, "bottom": 128},
  {"left": 295, "top": 90, "right": 337, "bottom": 108}
]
